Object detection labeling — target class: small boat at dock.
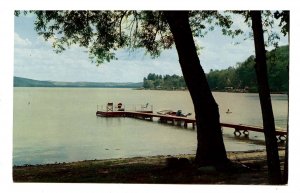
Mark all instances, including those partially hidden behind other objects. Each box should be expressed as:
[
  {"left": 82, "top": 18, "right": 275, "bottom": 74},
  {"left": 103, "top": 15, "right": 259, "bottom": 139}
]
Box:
[
  {"left": 157, "top": 110, "right": 192, "bottom": 117},
  {"left": 157, "top": 110, "right": 173, "bottom": 115}
]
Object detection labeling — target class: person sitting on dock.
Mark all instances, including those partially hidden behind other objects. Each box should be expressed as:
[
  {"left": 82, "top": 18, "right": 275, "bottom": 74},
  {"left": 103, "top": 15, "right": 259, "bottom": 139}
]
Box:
[
  {"left": 176, "top": 110, "right": 192, "bottom": 117},
  {"left": 176, "top": 110, "right": 183, "bottom": 116},
  {"left": 117, "top": 103, "right": 125, "bottom": 111}
]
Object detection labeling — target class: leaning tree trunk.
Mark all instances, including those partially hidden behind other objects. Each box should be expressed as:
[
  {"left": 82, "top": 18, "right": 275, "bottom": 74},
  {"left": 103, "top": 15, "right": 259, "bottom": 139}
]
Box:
[
  {"left": 164, "top": 11, "right": 228, "bottom": 166},
  {"left": 250, "top": 11, "right": 282, "bottom": 184}
]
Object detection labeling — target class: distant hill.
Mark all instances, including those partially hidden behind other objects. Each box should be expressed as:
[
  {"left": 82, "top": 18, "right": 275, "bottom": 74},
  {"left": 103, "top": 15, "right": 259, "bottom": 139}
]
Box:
[{"left": 14, "top": 77, "right": 143, "bottom": 88}]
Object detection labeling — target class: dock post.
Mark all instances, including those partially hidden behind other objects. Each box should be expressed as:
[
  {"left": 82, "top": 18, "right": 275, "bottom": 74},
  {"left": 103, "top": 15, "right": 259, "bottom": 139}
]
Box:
[{"left": 184, "top": 122, "right": 187, "bottom": 128}]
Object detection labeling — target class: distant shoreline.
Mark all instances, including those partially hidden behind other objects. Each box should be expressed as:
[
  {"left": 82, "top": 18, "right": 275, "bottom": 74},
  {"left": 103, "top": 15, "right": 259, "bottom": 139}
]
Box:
[
  {"left": 14, "top": 86, "right": 288, "bottom": 95},
  {"left": 14, "top": 76, "right": 143, "bottom": 88},
  {"left": 14, "top": 86, "right": 141, "bottom": 88},
  {"left": 14, "top": 77, "right": 288, "bottom": 94}
]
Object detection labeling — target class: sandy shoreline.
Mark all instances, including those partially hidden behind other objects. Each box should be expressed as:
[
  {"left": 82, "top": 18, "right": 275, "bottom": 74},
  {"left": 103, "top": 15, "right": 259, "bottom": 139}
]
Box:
[{"left": 13, "top": 149, "right": 286, "bottom": 184}]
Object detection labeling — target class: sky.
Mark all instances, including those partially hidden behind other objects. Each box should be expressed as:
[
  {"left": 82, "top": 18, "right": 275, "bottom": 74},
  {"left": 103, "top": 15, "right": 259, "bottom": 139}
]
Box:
[{"left": 14, "top": 12, "right": 288, "bottom": 83}]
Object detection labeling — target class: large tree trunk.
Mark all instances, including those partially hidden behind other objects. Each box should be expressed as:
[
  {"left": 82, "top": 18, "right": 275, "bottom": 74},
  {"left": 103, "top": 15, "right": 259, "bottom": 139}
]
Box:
[
  {"left": 164, "top": 11, "right": 228, "bottom": 166},
  {"left": 250, "top": 11, "right": 282, "bottom": 184}
]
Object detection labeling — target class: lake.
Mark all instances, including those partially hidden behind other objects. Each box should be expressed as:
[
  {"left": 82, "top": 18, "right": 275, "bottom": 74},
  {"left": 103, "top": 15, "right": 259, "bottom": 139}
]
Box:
[{"left": 13, "top": 88, "right": 288, "bottom": 166}]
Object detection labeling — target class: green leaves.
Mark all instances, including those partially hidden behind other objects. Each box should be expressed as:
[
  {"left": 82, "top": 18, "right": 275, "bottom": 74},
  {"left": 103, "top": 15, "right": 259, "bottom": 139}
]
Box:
[
  {"left": 274, "top": 11, "right": 289, "bottom": 36},
  {"left": 15, "top": 10, "right": 289, "bottom": 65}
]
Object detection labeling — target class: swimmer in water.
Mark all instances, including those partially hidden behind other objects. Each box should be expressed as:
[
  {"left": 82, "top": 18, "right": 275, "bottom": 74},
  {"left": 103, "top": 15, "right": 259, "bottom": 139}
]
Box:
[{"left": 226, "top": 109, "right": 232, "bottom": 114}]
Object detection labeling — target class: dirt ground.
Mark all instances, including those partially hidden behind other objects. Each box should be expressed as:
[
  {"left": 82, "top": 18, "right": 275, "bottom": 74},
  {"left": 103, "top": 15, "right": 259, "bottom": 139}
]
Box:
[{"left": 13, "top": 149, "right": 286, "bottom": 184}]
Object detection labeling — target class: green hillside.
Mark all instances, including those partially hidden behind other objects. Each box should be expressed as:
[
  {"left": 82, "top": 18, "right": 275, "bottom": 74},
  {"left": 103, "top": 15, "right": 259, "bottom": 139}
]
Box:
[
  {"left": 206, "top": 45, "right": 289, "bottom": 93},
  {"left": 14, "top": 77, "right": 143, "bottom": 88},
  {"left": 14, "top": 77, "right": 55, "bottom": 87}
]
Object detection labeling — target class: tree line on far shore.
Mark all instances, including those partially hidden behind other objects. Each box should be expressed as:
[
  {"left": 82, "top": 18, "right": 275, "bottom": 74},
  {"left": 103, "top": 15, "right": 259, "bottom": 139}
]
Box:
[
  {"left": 143, "top": 45, "right": 288, "bottom": 93},
  {"left": 143, "top": 73, "right": 186, "bottom": 90}
]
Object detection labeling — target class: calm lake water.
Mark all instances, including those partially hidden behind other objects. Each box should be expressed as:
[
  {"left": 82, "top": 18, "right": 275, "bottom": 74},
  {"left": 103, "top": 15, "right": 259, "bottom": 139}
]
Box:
[{"left": 13, "top": 88, "right": 288, "bottom": 166}]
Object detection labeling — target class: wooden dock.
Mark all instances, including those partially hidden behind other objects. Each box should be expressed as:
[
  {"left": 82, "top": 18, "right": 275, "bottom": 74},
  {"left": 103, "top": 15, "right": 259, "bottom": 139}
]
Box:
[
  {"left": 96, "top": 110, "right": 287, "bottom": 142},
  {"left": 220, "top": 123, "right": 287, "bottom": 141},
  {"left": 96, "top": 110, "right": 196, "bottom": 128}
]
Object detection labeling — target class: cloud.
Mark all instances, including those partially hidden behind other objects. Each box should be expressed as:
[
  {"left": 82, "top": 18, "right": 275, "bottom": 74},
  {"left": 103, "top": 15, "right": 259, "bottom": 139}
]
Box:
[
  {"left": 90, "top": 48, "right": 182, "bottom": 82},
  {"left": 230, "top": 13, "right": 251, "bottom": 35},
  {"left": 14, "top": 32, "right": 32, "bottom": 48},
  {"left": 196, "top": 28, "right": 256, "bottom": 72}
]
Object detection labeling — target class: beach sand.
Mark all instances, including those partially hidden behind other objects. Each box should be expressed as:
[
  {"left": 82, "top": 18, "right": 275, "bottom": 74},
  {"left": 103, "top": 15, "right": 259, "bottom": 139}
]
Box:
[{"left": 13, "top": 149, "right": 286, "bottom": 184}]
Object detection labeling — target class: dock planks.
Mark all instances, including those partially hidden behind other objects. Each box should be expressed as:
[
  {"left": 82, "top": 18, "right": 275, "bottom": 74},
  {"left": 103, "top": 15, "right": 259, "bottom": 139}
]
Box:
[{"left": 96, "top": 110, "right": 287, "bottom": 141}]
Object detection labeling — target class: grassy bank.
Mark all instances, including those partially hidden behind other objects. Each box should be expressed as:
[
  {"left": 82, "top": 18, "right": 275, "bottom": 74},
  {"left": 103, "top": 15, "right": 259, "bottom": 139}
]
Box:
[{"left": 13, "top": 149, "right": 286, "bottom": 184}]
